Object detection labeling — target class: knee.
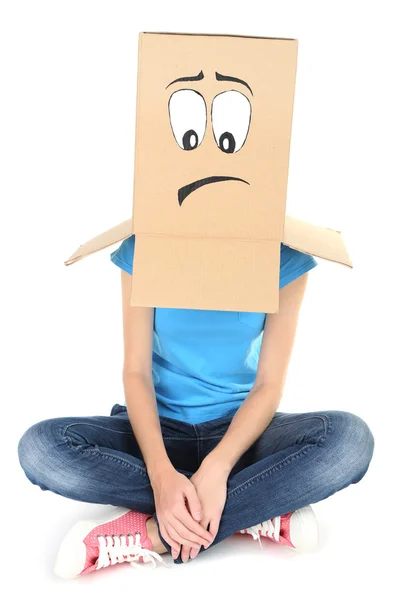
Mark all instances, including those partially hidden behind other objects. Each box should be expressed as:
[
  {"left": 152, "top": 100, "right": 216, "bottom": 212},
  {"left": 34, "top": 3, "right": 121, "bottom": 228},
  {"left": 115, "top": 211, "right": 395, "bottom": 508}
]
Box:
[
  {"left": 17, "top": 418, "right": 61, "bottom": 486},
  {"left": 326, "top": 410, "right": 375, "bottom": 485}
]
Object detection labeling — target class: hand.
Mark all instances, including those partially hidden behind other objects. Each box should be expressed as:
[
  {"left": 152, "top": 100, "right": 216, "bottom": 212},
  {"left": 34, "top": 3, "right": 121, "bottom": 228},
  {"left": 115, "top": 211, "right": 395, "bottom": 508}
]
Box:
[
  {"left": 181, "top": 456, "right": 229, "bottom": 562},
  {"left": 150, "top": 466, "right": 214, "bottom": 560}
]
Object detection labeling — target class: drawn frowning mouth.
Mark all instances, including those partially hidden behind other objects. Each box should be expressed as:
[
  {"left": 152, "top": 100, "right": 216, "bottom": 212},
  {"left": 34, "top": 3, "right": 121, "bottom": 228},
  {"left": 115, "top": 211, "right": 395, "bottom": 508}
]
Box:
[{"left": 178, "top": 176, "right": 250, "bottom": 205}]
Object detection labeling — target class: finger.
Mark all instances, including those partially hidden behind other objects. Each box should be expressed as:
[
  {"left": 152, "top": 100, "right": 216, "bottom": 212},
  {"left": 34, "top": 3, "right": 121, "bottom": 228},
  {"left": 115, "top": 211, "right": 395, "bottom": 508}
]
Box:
[
  {"left": 184, "top": 483, "right": 202, "bottom": 521},
  {"left": 189, "top": 545, "right": 201, "bottom": 559},
  {"left": 169, "top": 514, "right": 210, "bottom": 547},
  {"left": 165, "top": 521, "right": 202, "bottom": 550},
  {"left": 200, "top": 517, "right": 212, "bottom": 537},
  {"left": 177, "top": 507, "right": 213, "bottom": 544},
  {"left": 181, "top": 544, "right": 191, "bottom": 563},
  {"left": 159, "top": 523, "right": 181, "bottom": 557},
  {"left": 209, "top": 516, "right": 220, "bottom": 540},
  {"left": 190, "top": 520, "right": 210, "bottom": 560}
]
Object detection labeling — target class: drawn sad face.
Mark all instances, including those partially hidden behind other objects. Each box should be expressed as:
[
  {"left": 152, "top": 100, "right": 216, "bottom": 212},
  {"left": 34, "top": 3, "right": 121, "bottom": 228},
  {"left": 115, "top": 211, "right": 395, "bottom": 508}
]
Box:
[{"left": 166, "top": 70, "right": 252, "bottom": 206}]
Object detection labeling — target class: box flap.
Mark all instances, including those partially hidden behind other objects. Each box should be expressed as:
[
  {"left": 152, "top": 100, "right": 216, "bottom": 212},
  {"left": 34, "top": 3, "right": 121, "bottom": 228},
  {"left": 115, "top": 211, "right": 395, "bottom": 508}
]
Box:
[
  {"left": 64, "top": 213, "right": 353, "bottom": 270},
  {"left": 283, "top": 216, "right": 353, "bottom": 267},
  {"left": 64, "top": 219, "right": 132, "bottom": 266}
]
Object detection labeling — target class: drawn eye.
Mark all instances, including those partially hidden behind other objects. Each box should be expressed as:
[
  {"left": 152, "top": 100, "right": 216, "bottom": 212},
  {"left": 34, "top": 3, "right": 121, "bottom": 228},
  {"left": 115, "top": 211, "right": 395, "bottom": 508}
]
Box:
[
  {"left": 211, "top": 91, "right": 251, "bottom": 153},
  {"left": 168, "top": 89, "right": 207, "bottom": 151}
]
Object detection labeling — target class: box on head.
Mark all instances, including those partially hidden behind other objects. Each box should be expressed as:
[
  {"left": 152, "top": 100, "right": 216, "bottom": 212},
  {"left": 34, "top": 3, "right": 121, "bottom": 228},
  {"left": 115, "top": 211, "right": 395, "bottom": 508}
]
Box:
[{"left": 65, "top": 32, "right": 352, "bottom": 313}]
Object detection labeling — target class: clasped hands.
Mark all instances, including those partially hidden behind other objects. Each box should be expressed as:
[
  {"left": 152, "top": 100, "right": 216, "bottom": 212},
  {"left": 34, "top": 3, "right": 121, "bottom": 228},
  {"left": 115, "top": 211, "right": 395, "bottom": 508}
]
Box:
[{"left": 152, "top": 455, "right": 230, "bottom": 562}]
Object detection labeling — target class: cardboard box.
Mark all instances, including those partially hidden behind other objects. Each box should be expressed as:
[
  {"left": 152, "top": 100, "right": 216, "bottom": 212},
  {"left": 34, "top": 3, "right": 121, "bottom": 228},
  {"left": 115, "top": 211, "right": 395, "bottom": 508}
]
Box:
[{"left": 65, "top": 32, "right": 352, "bottom": 312}]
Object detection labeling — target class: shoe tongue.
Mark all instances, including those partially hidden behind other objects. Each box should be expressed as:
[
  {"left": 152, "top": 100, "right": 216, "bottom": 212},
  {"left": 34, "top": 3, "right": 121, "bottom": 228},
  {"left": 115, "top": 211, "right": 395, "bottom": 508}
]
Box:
[{"left": 279, "top": 513, "right": 292, "bottom": 542}]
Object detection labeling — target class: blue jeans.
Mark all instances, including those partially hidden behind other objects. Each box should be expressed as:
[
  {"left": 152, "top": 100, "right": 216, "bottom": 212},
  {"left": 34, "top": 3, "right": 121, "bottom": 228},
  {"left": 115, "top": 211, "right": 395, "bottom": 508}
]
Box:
[{"left": 17, "top": 403, "right": 374, "bottom": 564}]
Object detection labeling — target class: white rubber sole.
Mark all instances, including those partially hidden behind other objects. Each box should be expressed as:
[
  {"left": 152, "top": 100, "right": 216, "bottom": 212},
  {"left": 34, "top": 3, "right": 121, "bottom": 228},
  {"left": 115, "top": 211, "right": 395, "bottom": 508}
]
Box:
[
  {"left": 53, "top": 506, "right": 133, "bottom": 580},
  {"left": 288, "top": 505, "right": 319, "bottom": 552}
]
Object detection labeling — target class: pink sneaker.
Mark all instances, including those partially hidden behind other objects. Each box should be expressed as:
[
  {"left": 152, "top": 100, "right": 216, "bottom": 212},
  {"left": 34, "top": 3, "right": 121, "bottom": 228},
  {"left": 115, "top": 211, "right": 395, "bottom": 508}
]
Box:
[
  {"left": 54, "top": 507, "right": 170, "bottom": 579},
  {"left": 238, "top": 505, "right": 318, "bottom": 552}
]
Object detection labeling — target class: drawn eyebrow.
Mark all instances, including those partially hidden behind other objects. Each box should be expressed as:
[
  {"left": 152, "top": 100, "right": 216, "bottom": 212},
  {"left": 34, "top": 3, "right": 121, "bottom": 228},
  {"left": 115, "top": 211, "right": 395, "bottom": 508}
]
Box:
[
  {"left": 166, "top": 70, "right": 205, "bottom": 89},
  {"left": 215, "top": 72, "right": 253, "bottom": 96}
]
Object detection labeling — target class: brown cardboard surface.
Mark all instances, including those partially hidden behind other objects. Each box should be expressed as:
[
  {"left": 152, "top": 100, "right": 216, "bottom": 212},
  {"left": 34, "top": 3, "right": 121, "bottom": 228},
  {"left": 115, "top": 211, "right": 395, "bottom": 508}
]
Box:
[
  {"left": 129, "top": 32, "right": 298, "bottom": 311},
  {"left": 64, "top": 32, "right": 353, "bottom": 312},
  {"left": 64, "top": 220, "right": 131, "bottom": 266},
  {"left": 283, "top": 216, "right": 353, "bottom": 267},
  {"left": 143, "top": 32, "right": 296, "bottom": 41},
  {"left": 131, "top": 234, "right": 280, "bottom": 312},
  {"left": 132, "top": 33, "right": 297, "bottom": 241},
  {"left": 64, "top": 215, "right": 352, "bottom": 269}
]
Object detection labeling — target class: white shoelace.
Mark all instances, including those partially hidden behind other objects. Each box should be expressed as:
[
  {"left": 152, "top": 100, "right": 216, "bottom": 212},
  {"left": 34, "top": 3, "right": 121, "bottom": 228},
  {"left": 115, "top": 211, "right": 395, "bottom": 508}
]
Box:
[
  {"left": 240, "top": 516, "right": 281, "bottom": 549},
  {"left": 96, "top": 533, "right": 171, "bottom": 570}
]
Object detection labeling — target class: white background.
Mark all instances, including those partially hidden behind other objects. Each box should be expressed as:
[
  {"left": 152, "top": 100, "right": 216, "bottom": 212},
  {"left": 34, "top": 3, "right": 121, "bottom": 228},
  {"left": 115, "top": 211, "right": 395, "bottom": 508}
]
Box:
[{"left": 1, "top": 0, "right": 398, "bottom": 597}]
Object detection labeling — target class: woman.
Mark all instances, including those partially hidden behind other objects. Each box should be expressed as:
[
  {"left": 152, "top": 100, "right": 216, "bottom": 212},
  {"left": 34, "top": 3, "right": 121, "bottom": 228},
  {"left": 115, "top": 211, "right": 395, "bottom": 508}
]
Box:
[{"left": 17, "top": 235, "right": 375, "bottom": 578}]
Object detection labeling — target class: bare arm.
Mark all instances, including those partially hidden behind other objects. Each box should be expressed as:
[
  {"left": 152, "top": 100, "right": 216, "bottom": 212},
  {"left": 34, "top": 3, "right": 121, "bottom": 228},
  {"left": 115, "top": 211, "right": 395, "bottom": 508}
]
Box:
[
  {"left": 120, "top": 269, "right": 172, "bottom": 481},
  {"left": 202, "top": 272, "right": 310, "bottom": 473},
  {"left": 120, "top": 270, "right": 213, "bottom": 555}
]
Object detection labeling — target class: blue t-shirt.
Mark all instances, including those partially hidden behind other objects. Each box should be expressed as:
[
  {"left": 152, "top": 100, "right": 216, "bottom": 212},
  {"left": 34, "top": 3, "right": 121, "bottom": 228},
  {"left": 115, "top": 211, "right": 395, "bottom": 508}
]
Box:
[{"left": 110, "top": 237, "right": 317, "bottom": 424}]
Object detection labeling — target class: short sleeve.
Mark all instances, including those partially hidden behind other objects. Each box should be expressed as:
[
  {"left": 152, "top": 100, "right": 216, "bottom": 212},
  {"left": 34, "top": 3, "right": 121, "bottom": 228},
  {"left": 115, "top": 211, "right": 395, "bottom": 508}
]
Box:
[
  {"left": 110, "top": 235, "right": 135, "bottom": 275},
  {"left": 279, "top": 243, "right": 318, "bottom": 289}
]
